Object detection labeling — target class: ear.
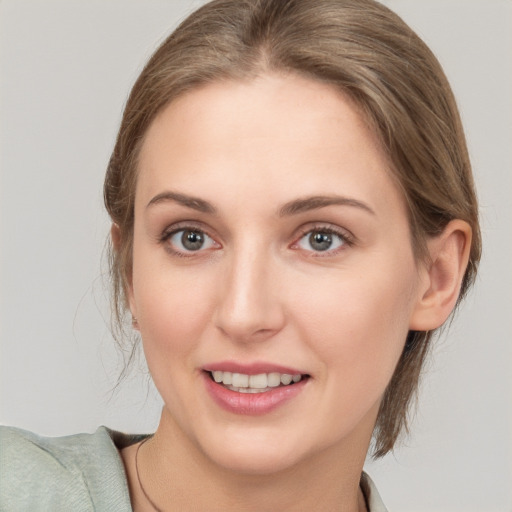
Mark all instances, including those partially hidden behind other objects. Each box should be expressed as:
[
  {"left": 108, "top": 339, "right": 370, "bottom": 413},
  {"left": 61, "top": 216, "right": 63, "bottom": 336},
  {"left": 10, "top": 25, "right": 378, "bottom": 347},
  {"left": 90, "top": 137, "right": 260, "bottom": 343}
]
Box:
[
  {"left": 110, "top": 222, "right": 122, "bottom": 252},
  {"left": 110, "top": 223, "right": 138, "bottom": 329},
  {"left": 409, "top": 220, "right": 472, "bottom": 331}
]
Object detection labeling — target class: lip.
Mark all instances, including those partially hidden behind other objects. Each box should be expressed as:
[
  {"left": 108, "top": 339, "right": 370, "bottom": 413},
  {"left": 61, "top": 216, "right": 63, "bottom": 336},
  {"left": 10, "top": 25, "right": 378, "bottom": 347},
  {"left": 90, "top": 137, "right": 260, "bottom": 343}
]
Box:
[
  {"left": 203, "top": 361, "right": 306, "bottom": 376},
  {"left": 201, "top": 370, "right": 309, "bottom": 416}
]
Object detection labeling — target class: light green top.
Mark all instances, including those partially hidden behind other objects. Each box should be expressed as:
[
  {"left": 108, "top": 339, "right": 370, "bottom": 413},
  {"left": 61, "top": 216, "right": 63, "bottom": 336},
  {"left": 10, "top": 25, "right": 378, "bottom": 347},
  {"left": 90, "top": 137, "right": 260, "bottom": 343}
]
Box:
[{"left": 0, "top": 426, "right": 388, "bottom": 511}]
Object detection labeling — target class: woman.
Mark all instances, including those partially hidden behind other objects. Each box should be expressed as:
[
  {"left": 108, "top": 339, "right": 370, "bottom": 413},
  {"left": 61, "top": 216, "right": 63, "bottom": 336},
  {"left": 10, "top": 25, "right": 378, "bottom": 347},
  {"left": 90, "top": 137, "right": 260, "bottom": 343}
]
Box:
[{"left": 0, "top": 0, "right": 482, "bottom": 510}]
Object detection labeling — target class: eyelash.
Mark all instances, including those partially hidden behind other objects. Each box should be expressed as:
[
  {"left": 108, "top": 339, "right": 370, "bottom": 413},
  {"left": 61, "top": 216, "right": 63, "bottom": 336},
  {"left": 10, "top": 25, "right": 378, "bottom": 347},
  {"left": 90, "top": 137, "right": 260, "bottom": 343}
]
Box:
[
  {"left": 291, "top": 224, "right": 354, "bottom": 256},
  {"left": 159, "top": 222, "right": 354, "bottom": 258},
  {"left": 159, "top": 222, "right": 219, "bottom": 257}
]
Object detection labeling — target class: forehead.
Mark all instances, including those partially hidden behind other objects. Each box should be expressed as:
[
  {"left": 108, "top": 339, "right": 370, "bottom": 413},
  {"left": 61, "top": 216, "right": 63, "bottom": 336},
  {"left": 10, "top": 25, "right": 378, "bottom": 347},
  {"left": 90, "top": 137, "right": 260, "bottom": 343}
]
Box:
[{"left": 136, "top": 73, "right": 406, "bottom": 219}]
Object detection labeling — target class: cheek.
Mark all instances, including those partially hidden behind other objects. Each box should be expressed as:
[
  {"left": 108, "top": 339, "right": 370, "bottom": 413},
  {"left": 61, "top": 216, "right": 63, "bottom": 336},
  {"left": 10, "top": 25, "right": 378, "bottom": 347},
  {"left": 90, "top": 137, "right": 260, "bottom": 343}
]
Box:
[
  {"left": 295, "top": 261, "right": 417, "bottom": 392},
  {"left": 131, "top": 261, "right": 220, "bottom": 420},
  {"left": 131, "top": 256, "right": 217, "bottom": 363}
]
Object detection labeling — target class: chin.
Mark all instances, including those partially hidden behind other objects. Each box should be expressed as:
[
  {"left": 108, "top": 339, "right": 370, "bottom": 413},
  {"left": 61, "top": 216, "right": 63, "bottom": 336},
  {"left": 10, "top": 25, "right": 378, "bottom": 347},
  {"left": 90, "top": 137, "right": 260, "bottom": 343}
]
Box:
[
  {"left": 196, "top": 422, "right": 338, "bottom": 477},
  {"left": 210, "top": 446, "right": 305, "bottom": 476},
  {"left": 194, "top": 426, "right": 308, "bottom": 475}
]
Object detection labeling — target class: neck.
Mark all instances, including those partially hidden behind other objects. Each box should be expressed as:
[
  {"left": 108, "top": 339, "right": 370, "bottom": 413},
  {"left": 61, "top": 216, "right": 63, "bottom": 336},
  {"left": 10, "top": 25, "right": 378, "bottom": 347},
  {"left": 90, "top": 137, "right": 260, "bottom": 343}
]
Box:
[{"left": 127, "top": 407, "right": 374, "bottom": 512}]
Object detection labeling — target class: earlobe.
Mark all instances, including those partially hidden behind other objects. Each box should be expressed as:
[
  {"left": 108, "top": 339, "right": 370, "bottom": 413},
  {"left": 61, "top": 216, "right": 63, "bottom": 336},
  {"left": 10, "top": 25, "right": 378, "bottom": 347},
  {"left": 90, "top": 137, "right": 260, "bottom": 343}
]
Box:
[
  {"left": 409, "top": 220, "right": 472, "bottom": 331},
  {"left": 111, "top": 223, "right": 122, "bottom": 252},
  {"left": 110, "top": 223, "right": 138, "bottom": 327}
]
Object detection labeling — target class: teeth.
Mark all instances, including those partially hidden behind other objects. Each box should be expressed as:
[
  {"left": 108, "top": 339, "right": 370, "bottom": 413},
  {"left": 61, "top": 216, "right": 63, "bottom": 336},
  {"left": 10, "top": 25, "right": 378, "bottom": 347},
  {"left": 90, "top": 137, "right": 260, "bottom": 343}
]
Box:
[
  {"left": 231, "top": 373, "right": 249, "bottom": 388},
  {"left": 280, "top": 374, "right": 293, "bottom": 385},
  {"left": 210, "top": 370, "right": 304, "bottom": 390},
  {"left": 249, "top": 373, "right": 268, "bottom": 389},
  {"left": 267, "top": 372, "right": 281, "bottom": 387}
]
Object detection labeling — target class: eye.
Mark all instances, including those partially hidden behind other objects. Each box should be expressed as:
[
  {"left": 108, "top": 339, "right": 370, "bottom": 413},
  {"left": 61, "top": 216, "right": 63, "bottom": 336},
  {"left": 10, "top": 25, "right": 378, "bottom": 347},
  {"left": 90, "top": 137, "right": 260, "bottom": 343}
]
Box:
[
  {"left": 166, "top": 228, "right": 218, "bottom": 254},
  {"left": 296, "top": 228, "right": 347, "bottom": 253}
]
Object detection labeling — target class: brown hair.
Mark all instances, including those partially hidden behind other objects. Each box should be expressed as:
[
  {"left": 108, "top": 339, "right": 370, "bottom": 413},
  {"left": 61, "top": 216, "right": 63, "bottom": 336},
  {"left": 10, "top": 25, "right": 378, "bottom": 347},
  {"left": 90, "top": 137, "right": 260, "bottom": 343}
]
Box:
[{"left": 104, "top": 0, "right": 481, "bottom": 457}]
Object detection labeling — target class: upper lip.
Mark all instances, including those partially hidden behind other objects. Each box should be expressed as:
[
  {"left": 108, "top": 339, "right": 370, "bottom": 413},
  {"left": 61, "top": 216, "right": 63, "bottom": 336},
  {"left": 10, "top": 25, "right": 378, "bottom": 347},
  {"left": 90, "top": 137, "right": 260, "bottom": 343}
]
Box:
[{"left": 202, "top": 361, "right": 307, "bottom": 376}]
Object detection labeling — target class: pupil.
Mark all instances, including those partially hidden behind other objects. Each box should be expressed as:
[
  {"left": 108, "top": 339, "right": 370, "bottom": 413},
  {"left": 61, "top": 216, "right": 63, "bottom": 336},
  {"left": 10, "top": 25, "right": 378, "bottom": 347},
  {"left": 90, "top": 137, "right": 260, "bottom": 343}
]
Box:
[
  {"left": 182, "top": 230, "right": 204, "bottom": 251},
  {"left": 309, "top": 232, "right": 332, "bottom": 251}
]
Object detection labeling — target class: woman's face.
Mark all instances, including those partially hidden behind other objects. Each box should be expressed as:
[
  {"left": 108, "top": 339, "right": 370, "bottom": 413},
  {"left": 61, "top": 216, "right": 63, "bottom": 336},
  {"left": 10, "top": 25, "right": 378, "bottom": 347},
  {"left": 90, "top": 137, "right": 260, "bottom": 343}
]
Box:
[{"left": 129, "top": 73, "right": 426, "bottom": 473}]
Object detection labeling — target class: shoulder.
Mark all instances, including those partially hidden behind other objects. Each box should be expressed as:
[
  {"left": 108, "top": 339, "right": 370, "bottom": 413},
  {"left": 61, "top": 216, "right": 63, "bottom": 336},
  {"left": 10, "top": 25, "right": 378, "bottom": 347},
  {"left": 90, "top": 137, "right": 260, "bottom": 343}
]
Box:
[
  {"left": 0, "top": 426, "right": 96, "bottom": 510},
  {"left": 0, "top": 425, "right": 133, "bottom": 511}
]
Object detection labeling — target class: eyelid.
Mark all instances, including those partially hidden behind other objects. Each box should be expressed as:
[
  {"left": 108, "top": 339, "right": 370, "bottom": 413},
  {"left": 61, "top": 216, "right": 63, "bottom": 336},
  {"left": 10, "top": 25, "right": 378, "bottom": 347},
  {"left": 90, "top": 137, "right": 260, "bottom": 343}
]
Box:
[
  {"left": 290, "top": 223, "right": 355, "bottom": 254},
  {"left": 159, "top": 221, "right": 221, "bottom": 256},
  {"left": 160, "top": 220, "right": 212, "bottom": 240}
]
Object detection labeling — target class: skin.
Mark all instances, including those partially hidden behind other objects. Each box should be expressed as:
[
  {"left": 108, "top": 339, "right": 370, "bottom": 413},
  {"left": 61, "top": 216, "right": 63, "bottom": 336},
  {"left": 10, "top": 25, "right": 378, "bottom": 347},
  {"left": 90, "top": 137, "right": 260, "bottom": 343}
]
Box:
[{"left": 117, "top": 73, "right": 471, "bottom": 511}]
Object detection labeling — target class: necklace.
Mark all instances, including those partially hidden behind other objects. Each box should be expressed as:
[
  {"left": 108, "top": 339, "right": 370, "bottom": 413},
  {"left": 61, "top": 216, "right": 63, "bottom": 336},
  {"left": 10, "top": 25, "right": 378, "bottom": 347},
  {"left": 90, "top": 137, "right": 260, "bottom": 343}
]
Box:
[
  {"left": 135, "top": 437, "right": 368, "bottom": 512},
  {"left": 135, "top": 437, "right": 163, "bottom": 512}
]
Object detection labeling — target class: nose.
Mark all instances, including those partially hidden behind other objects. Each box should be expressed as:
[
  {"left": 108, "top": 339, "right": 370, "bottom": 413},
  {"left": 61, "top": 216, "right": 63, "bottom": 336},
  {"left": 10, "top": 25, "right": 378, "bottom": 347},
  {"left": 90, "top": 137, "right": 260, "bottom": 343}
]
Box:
[{"left": 213, "top": 244, "right": 285, "bottom": 343}]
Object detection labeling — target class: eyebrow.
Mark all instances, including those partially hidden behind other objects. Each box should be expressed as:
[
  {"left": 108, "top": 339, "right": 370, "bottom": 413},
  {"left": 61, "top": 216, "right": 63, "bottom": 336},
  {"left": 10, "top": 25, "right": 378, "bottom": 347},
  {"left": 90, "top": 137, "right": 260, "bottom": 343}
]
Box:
[
  {"left": 146, "top": 191, "right": 374, "bottom": 217},
  {"left": 279, "top": 195, "right": 375, "bottom": 217},
  {"left": 146, "top": 191, "right": 217, "bottom": 214}
]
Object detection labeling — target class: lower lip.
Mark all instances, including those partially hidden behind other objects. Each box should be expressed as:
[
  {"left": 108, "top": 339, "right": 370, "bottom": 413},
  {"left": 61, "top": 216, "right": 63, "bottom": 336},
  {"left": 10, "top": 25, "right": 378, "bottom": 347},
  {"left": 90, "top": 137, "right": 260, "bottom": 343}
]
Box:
[{"left": 202, "top": 372, "right": 308, "bottom": 415}]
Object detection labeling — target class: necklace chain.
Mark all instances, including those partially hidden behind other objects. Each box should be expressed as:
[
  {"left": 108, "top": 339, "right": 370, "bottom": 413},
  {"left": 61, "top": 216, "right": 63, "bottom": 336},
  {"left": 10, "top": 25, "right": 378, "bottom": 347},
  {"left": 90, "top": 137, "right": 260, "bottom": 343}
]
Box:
[
  {"left": 135, "top": 437, "right": 163, "bottom": 512},
  {"left": 135, "top": 436, "right": 368, "bottom": 512}
]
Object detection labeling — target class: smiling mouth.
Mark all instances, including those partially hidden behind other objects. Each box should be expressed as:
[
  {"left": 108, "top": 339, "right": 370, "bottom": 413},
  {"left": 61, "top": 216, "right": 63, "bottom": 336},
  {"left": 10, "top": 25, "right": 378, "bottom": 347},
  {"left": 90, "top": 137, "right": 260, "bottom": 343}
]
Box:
[{"left": 206, "top": 370, "right": 309, "bottom": 394}]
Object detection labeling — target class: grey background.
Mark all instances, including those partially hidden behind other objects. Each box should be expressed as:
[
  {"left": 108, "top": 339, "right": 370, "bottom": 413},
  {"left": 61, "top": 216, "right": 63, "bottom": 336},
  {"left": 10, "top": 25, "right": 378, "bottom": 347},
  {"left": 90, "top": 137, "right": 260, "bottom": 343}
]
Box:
[{"left": 1, "top": 1, "right": 511, "bottom": 510}]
